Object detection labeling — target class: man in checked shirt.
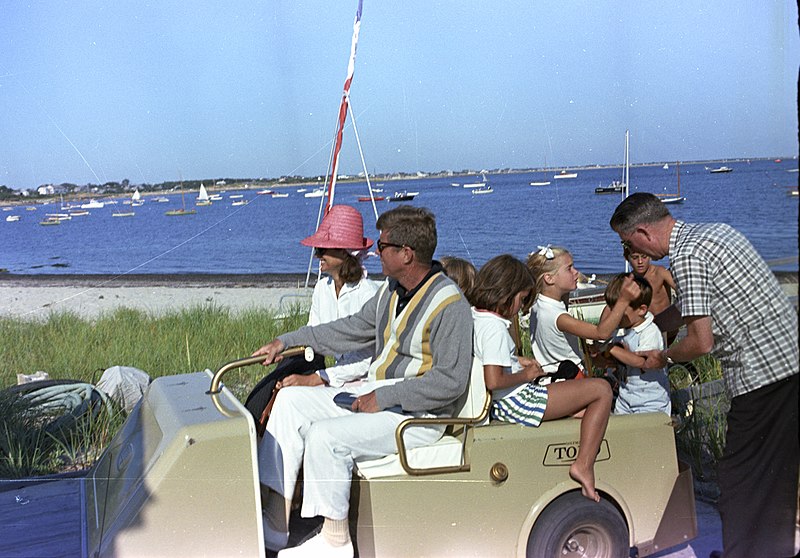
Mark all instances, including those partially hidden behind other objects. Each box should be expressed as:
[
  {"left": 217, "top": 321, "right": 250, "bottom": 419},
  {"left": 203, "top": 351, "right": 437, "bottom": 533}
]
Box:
[{"left": 609, "top": 192, "right": 798, "bottom": 558}]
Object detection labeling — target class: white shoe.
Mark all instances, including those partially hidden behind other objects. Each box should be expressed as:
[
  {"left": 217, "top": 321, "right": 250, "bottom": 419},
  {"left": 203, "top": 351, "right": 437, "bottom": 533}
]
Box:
[
  {"left": 277, "top": 532, "right": 353, "bottom": 558},
  {"left": 262, "top": 512, "right": 289, "bottom": 552}
]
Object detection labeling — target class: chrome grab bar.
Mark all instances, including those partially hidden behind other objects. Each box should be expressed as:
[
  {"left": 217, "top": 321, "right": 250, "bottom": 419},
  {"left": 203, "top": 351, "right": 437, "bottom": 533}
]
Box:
[{"left": 207, "top": 346, "right": 313, "bottom": 395}]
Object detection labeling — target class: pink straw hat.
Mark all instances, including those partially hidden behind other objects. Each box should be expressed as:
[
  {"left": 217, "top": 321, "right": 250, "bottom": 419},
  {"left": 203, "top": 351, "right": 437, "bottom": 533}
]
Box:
[{"left": 300, "top": 205, "right": 374, "bottom": 250}]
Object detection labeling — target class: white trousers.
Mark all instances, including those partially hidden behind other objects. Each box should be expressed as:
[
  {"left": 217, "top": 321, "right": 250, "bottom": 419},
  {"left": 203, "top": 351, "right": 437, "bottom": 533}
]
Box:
[{"left": 258, "top": 384, "right": 444, "bottom": 520}]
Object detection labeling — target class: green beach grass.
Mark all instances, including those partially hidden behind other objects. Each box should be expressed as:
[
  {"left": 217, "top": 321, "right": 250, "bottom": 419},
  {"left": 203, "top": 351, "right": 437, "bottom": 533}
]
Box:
[
  {"left": 0, "top": 304, "right": 309, "bottom": 478},
  {"left": 1, "top": 304, "right": 726, "bottom": 482},
  {"left": 1, "top": 303, "right": 309, "bottom": 396}
]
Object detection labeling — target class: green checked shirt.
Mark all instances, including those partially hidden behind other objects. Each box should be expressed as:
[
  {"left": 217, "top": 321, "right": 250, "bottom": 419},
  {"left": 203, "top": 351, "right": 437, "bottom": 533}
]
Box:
[{"left": 669, "top": 221, "right": 798, "bottom": 398}]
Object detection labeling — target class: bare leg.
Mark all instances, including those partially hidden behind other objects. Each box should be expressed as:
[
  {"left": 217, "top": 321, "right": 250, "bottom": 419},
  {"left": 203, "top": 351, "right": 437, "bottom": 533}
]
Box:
[{"left": 543, "top": 379, "right": 612, "bottom": 501}]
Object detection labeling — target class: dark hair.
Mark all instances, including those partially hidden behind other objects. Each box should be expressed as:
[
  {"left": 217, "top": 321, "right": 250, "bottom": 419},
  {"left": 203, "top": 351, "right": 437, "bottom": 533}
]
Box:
[
  {"left": 609, "top": 193, "right": 671, "bottom": 234},
  {"left": 339, "top": 252, "right": 364, "bottom": 284},
  {"left": 603, "top": 273, "right": 652, "bottom": 308},
  {"left": 376, "top": 206, "right": 437, "bottom": 264},
  {"left": 440, "top": 256, "right": 476, "bottom": 295},
  {"left": 469, "top": 255, "right": 535, "bottom": 316}
]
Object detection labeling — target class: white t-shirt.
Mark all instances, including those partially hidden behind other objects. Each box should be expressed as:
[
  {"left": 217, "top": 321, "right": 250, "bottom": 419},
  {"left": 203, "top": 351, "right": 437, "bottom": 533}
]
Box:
[
  {"left": 310, "top": 275, "right": 380, "bottom": 387},
  {"left": 529, "top": 294, "right": 584, "bottom": 373},
  {"left": 472, "top": 308, "right": 528, "bottom": 401}
]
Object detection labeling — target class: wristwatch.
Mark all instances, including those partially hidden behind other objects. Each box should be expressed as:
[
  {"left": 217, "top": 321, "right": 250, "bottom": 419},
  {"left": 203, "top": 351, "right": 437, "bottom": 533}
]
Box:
[{"left": 662, "top": 350, "right": 675, "bottom": 366}]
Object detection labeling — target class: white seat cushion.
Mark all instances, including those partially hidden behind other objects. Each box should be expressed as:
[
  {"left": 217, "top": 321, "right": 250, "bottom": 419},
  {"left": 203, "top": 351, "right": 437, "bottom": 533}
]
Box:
[
  {"left": 354, "top": 358, "right": 488, "bottom": 479},
  {"left": 355, "top": 435, "right": 464, "bottom": 479}
]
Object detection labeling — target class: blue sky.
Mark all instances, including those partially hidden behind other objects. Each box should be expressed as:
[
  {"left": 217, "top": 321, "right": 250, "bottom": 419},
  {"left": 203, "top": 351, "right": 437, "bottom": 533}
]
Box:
[{"left": 1, "top": 1, "right": 797, "bottom": 190}]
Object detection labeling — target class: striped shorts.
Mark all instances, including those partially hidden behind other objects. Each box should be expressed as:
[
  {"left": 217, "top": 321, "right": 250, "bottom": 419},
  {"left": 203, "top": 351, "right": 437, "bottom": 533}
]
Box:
[{"left": 491, "top": 383, "right": 549, "bottom": 427}]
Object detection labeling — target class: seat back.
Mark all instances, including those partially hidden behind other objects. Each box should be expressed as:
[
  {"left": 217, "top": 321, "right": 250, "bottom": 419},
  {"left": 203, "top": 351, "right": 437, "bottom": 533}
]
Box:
[{"left": 451, "top": 357, "right": 489, "bottom": 424}]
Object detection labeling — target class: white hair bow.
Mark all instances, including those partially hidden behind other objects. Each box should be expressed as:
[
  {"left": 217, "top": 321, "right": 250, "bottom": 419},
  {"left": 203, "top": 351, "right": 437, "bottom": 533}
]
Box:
[{"left": 537, "top": 244, "right": 554, "bottom": 260}]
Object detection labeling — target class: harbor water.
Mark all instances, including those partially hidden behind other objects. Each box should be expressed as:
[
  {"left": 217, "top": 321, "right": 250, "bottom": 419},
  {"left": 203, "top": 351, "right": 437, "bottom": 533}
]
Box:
[{"left": 1, "top": 159, "right": 797, "bottom": 277}]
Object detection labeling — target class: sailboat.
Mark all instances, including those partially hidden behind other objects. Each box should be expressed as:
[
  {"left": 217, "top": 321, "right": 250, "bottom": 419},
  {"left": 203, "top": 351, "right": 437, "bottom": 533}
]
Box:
[
  {"left": 196, "top": 183, "right": 212, "bottom": 206},
  {"left": 658, "top": 162, "right": 685, "bottom": 204},
  {"left": 131, "top": 188, "right": 144, "bottom": 207},
  {"left": 165, "top": 182, "right": 196, "bottom": 216}
]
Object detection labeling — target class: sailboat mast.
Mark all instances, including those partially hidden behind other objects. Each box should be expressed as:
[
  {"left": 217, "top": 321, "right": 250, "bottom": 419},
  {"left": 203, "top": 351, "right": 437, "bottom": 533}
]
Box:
[
  {"left": 623, "top": 130, "right": 630, "bottom": 273},
  {"left": 305, "top": 0, "right": 365, "bottom": 288},
  {"left": 324, "top": 0, "right": 363, "bottom": 215}
]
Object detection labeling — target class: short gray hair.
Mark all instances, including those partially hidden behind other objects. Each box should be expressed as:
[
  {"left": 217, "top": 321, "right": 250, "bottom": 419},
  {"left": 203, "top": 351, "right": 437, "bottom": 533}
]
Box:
[{"left": 610, "top": 193, "right": 671, "bottom": 234}]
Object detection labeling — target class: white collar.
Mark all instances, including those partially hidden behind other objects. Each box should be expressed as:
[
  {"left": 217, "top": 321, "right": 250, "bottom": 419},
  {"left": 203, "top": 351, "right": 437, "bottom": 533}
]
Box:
[
  {"left": 631, "top": 311, "right": 655, "bottom": 333},
  {"left": 471, "top": 307, "right": 511, "bottom": 327}
]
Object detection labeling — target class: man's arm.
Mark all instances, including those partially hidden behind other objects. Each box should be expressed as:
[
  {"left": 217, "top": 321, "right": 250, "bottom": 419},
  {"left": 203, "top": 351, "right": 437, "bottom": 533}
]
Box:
[
  {"left": 280, "top": 291, "right": 380, "bottom": 355},
  {"left": 640, "top": 315, "right": 713, "bottom": 368}
]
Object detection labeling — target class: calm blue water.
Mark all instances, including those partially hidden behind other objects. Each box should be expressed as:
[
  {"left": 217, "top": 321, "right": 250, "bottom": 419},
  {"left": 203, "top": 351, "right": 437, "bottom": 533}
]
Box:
[{"left": 1, "top": 159, "right": 797, "bottom": 276}]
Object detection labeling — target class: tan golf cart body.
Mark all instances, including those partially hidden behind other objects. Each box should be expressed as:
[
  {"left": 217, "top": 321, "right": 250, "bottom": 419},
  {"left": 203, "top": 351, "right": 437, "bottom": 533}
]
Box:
[{"left": 85, "top": 355, "right": 696, "bottom": 557}]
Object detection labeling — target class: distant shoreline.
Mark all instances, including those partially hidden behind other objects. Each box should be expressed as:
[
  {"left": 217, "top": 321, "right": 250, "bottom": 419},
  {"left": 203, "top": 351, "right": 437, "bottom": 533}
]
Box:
[{"left": 1, "top": 156, "right": 794, "bottom": 205}]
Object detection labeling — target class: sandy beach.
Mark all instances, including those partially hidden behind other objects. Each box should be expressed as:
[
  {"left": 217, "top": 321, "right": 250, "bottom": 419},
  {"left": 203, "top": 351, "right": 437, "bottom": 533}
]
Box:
[
  {"left": 0, "top": 273, "right": 318, "bottom": 320},
  {"left": 2, "top": 271, "right": 796, "bottom": 321}
]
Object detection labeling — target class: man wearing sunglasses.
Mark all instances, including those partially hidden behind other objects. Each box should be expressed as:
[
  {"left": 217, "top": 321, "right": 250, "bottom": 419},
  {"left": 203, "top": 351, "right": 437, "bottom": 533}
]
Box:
[
  {"left": 610, "top": 193, "right": 798, "bottom": 558},
  {"left": 253, "top": 205, "right": 473, "bottom": 558}
]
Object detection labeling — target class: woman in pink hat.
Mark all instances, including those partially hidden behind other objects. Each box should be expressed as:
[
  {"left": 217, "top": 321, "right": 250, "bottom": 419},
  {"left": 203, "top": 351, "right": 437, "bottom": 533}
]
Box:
[{"left": 245, "top": 205, "right": 379, "bottom": 429}]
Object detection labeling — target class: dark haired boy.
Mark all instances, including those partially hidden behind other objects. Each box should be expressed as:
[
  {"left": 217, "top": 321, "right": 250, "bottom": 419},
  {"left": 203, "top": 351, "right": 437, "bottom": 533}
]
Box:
[{"left": 602, "top": 273, "right": 671, "bottom": 415}]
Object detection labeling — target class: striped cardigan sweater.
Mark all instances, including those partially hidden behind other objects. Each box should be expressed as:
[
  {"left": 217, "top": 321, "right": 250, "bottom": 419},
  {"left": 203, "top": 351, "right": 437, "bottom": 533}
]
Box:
[{"left": 278, "top": 271, "right": 473, "bottom": 416}]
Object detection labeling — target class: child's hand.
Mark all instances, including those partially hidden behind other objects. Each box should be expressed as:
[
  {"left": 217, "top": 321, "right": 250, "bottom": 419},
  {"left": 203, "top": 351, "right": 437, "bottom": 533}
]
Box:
[
  {"left": 523, "top": 360, "right": 545, "bottom": 382},
  {"left": 518, "top": 355, "right": 536, "bottom": 367},
  {"left": 619, "top": 274, "right": 641, "bottom": 303}
]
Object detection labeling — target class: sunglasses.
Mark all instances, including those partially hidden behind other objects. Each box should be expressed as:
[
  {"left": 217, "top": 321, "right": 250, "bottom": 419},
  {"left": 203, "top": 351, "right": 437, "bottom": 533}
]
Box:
[
  {"left": 377, "top": 240, "right": 412, "bottom": 253},
  {"left": 314, "top": 248, "right": 343, "bottom": 257}
]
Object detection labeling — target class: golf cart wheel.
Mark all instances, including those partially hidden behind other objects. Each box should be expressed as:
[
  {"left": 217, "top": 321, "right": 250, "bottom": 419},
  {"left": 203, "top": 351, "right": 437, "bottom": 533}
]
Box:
[{"left": 526, "top": 492, "right": 629, "bottom": 558}]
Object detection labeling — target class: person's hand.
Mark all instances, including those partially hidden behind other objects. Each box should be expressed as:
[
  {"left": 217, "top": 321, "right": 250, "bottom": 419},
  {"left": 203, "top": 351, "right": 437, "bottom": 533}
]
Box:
[
  {"left": 523, "top": 360, "right": 545, "bottom": 382},
  {"left": 637, "top": 349, "right": 667, "bottom": 369},
  {"left": 251, "top": 339, "right": 286, "bottom": 366},
  {"left": 277, "top": 373, "right": 324, "bottom": 389},
  {"left": 518, "top": 355, "right": 536, "bottom": 367},
  {"left": 352, "top": 391, "right": 380, "bottom": 413},
  {"left": 619, "top": 274, "right": 641, "bottom": 303}
]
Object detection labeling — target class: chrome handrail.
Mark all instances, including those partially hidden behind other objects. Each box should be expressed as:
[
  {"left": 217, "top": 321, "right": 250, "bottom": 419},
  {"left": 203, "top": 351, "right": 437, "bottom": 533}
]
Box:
[
  {"left": 394, "top": 393, "right": 492, "bottom": 476},
  {"left": 207, "top": 346, "right": 312, "bottom": 395}
]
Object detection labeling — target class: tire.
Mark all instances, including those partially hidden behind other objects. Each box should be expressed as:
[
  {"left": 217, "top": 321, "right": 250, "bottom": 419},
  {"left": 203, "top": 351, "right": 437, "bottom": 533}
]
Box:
[{"left": 526, "top": 492, "right": 629, "bottom": 558}]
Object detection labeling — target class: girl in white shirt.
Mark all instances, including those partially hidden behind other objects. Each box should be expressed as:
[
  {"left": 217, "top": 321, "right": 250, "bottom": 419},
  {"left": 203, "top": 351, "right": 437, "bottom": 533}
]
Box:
[
  {"left": 470, "top": 254, "right": 614, "bottom": 502},
  {"left": 527, "top": 245, "right": 640, "bottom": 375}
]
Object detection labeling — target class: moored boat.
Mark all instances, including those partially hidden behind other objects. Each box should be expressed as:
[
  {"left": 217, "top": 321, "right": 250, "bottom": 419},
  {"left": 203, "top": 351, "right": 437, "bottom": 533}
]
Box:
[
  {"left": 553, "top": 170, "right": 578, "bottom": 179},
  {"left": 594, "top": 180, "right": 625, "bottom": 194},
  {"left": 709, "top": 166, "right": 733, "bottom": 173},
  {"left": 388, "top": 191, "right": 416, "bottom": 202},
  {"left": 165, "top": 208, "right": 197, "bottom": 216},
  {"left": 196, "top": 183, "right": 212, "bottom": 205}
]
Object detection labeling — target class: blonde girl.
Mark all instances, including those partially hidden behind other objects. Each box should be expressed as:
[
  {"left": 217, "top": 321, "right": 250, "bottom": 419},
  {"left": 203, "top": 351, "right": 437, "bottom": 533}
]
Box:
[
  {"left": 470, "top": 254, "right": 614, "bottom": 502},
  {"left": 526, "top": 245, "right": 640, "bottom": 376}
]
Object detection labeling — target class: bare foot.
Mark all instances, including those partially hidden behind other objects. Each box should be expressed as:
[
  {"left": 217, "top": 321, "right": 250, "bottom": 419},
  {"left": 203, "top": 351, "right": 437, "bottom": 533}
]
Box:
[{"left": 569, "top": 462, "right": 600, "bottom": 502}]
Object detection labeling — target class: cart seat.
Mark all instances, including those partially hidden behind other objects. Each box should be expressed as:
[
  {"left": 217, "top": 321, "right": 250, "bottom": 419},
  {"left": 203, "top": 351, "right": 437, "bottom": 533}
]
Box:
[{"left": 355, "top": 357, "right": 489, "bottom": 479}]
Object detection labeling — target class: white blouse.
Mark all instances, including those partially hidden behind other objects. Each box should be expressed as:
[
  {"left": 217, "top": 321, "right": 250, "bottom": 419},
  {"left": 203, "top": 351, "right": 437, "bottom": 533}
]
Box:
[
  {"left": 309, "top": 275, "right": 380, "bottom": 387},
  {"left": 529, "top": 294, "right": 584, "bottom": 373}
]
